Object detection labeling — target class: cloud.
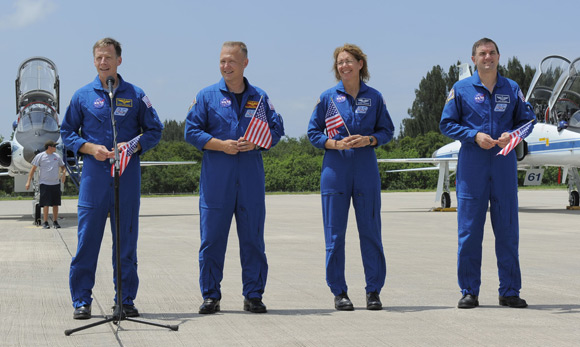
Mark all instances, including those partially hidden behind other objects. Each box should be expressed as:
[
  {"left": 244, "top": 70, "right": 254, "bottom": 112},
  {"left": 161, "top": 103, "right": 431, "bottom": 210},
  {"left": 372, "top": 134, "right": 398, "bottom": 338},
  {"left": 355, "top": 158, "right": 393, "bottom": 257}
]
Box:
[{"left": 0, "top": 0, "right": 56, "bottom": 29}]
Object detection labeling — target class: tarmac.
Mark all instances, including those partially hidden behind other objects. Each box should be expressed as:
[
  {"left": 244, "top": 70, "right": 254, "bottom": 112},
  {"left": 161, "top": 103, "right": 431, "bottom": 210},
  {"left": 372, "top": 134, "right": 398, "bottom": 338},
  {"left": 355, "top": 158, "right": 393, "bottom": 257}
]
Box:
[{"left": 0, "top": 190, "right": 579, "bottom": 346}]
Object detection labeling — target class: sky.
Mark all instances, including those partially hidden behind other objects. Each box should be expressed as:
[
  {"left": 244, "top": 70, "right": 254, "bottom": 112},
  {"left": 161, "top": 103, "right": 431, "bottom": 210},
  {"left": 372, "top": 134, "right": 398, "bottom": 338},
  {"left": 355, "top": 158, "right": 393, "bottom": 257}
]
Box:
[{"left": 1, "top": 0, "right": 579, "bottom": 142}]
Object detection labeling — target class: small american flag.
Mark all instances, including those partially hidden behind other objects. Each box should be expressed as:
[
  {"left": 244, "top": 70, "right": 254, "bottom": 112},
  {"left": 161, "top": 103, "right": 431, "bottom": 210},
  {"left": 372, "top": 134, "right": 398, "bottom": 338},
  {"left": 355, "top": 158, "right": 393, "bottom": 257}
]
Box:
[
  {"left": 497, "top": 120, "right": 533, "bottom": 156},
  {"left": 325, "top": 98, "right": 346, "bottom": 139},
  {"left": 244, "top": 97, "right": 272, "bottom": 149},
  {"left": 111, "top": 135, "right": 141, "bottom": 176}
]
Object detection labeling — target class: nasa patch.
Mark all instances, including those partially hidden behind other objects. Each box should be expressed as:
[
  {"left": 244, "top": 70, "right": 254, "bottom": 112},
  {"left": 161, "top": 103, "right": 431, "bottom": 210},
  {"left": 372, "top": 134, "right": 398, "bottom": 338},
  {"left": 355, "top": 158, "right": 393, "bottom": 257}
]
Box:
[
  {"left": 220, "top": 97, "right": 232, "bottom": 107},
  {"left": 114, "top": 107, "right": 129, "bottom": 116},
  {"left": 335, "top": 95, "right": 346, "bottom": 103},
  {"left": 474, "top": 93, "right": 485, "bottom": 104},
  {"left": 355, "top": 106, "right": 368, "bottom": 114},
  {"left": 94, "top": 98, "right": 105, "bottom": 109},
  {"left": 494, "top": 103, "right": 507, "bottom": 112}
]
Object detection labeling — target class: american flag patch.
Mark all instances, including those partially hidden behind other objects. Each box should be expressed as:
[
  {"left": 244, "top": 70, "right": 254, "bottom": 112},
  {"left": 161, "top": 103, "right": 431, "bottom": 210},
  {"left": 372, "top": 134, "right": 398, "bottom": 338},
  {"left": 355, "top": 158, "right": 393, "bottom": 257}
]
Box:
[{"left": 142, "top": 95, "right": 153, "bottom": 108}]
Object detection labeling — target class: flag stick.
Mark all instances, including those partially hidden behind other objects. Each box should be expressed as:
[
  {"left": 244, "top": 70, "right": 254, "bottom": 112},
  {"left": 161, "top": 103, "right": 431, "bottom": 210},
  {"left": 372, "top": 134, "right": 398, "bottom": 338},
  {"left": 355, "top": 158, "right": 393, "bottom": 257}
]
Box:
[{"left": 330, "top": 98, "right": 351, "bottom": 137}]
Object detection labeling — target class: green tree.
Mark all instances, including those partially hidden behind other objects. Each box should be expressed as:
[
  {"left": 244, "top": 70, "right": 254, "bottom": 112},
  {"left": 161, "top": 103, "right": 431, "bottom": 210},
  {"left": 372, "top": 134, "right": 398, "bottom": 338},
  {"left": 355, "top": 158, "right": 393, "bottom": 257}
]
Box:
[
  {"left": 140, "top": 141, "right": 201, "bottom": 193},
  {"left": 402, "top": 65, "right": 450, "bottom": 138},
  {"left": 161, "top": 119, "right": 187, "bottom": 142},
  {"left": 498, "top": 57, "right": 536, "bottom": 96}
]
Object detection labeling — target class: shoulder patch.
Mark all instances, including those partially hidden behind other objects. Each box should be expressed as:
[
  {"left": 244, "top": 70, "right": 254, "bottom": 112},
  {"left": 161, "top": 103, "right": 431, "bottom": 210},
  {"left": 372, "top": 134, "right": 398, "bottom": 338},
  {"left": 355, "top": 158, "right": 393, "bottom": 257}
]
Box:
[
  {"left": 267, "top": 98, "right": 275, "bottom": 111},
  {"left": 313, "top": 98, "right": 320, "bottom": 112},
  {"left": 518, "top": 90, "right": 526, "bottom": 102},
  {"left": 188, "top": 97, "right": 196, "bottom": 112},
  {"left": 445, "top": 88, "right": 455, "bottom": 104},
  {"left": 142, "top": 95, "right": 153, "bottom": 108}
]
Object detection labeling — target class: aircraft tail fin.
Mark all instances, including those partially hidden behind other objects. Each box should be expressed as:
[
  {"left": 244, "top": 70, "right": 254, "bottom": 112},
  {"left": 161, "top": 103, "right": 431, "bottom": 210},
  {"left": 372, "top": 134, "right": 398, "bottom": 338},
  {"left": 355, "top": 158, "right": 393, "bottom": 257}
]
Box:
[{"left": 458, "top": 63, "right": 471, "bottom": 80}]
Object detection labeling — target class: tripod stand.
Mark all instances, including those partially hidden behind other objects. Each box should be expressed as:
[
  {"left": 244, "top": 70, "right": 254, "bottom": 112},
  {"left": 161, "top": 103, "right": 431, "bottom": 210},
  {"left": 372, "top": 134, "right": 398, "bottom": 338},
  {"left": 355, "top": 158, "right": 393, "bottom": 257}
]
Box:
[{"left": 65, "top": 78, "right": 178, "bottom": 336}]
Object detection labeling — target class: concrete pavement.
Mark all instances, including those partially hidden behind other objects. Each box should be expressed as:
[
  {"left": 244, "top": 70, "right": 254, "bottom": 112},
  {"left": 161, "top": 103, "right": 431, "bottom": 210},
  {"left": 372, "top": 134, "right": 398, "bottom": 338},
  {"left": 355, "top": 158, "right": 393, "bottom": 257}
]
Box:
[{"left": 0, "top": 190, "right": 579, "bottom": 346}]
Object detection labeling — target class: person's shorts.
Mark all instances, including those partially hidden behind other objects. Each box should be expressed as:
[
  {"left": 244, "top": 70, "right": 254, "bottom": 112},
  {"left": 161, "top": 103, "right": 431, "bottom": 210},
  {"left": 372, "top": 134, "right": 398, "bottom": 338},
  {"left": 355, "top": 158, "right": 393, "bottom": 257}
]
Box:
[{"left": 39, "top": 184, "right": 61, "bottom": 207}]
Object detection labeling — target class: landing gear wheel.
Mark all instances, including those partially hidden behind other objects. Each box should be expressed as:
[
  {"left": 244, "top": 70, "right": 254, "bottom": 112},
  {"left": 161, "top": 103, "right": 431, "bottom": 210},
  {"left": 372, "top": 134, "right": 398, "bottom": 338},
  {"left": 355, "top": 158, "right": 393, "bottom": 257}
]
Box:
[
  {"left": 34, "top": 203, "right": 41, "bottom": 226},
  {"left": 441, "top": 192, "right": 451, "bottom": 208},
  {"left": 569, "top": 191, "right": 579, "bottom": 207}
]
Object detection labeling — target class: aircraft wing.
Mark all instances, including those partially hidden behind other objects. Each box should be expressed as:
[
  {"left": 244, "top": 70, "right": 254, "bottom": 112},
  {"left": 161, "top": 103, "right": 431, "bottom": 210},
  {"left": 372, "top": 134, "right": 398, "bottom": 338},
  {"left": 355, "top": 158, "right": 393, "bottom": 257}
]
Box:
[
  {"left": 385, "top": 166, "right": 440, "bottom": 173},
  {"left": 140, "top": 161, "right": 197, "bottom": 166},
  {"left": 377, "top": 158, "right": 457, "bottom": 164},
  {"left": 72, "top": 160, "right": 197, "bottom": 167},
  {"left": 378, "top": 157, "right": 458, "bottom": 208}
]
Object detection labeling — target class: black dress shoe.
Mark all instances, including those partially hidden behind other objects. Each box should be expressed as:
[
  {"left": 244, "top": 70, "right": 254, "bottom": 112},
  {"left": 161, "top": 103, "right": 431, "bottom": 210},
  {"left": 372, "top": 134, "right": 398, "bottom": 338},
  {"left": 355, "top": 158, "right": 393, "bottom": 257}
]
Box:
[
  {"left": 457, "top": 294, "right": 479, "bottom": 309},
  {"left": 123, "top": 304, "right": 140, "bottom": 317},
  {"left": 334, "top": 293, "right": 354, "bottom": 311},
  {"left": 243, "top": 298, "right": 267, "bottom": 313},
  {"left": 73, "top": 305, "right": 91, "bottom": 320},
  {"left": 499, "top": 296, "right": 528, "bottom": 308},
  {"left": 366, "top": 292, "right": 382, "bottom": 310},
  {"left": 199, "top": 298, "right": 220, "bottom": 314}
]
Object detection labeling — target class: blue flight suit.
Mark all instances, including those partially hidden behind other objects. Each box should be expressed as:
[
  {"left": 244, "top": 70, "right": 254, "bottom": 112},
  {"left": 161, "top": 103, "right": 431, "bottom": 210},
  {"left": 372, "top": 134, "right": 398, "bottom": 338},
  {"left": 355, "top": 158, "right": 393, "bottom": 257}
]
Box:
[
  {"left": 308, "top": 81, "right": 394, "bottom": 296},
  {"left": 440, "top": 72, "right": 535, "bottom": 297},
  {"left": 61, "top": 75, "right": 163, "bottom": 308},
  {"left": 185, "top": 78, "right": 284, "bottom": 300}
]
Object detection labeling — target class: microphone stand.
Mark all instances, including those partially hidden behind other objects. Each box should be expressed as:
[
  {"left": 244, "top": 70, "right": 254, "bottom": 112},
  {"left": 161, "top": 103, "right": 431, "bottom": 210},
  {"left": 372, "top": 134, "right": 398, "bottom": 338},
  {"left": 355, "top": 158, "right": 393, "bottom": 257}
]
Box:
[{"left": 65, "top": 78, "right": 178, "bottom": 336}]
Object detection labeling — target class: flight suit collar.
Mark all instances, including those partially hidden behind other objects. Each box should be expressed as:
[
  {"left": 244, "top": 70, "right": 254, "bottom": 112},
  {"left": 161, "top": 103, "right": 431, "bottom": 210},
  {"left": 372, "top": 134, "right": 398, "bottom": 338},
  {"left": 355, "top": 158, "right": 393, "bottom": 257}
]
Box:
[
  {"left": 336, "top": 80, "right": 369, "bottom": 96},
  {"left": 91, "top": 74, "right": 128, "bottom": 93},
  {"left": 471, "top": 71, "right": 506, "bottom": 90},
  {"left": 218, "top": 77, "right": 258, "bottom": 97}
]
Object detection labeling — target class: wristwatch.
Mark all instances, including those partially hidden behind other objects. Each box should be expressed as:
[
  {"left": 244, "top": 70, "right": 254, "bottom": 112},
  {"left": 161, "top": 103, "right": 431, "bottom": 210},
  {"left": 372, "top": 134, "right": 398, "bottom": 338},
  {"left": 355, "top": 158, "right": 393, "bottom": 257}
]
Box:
[{"left": 368, "top": 136, "right": 374, "bottom": 146}]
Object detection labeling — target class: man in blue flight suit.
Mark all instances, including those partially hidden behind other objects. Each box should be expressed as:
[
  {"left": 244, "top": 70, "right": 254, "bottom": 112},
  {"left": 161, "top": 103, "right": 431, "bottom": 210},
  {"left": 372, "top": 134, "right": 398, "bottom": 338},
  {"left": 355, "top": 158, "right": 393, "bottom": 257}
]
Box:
[
  {"left": 185, "top": 41, "right": 284, "bottom": 314},
  {"left": 440, "top": 38, "right": 535, "bottom": 309},
  {"left": 61, "top": 38, "right": 163, "bottom": 319}
]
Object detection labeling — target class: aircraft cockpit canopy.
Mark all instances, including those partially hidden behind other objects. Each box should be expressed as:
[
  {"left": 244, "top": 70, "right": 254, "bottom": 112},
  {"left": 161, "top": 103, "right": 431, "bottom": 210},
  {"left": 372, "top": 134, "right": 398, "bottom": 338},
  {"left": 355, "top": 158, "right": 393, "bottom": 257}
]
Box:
[
  {"left": 15, "top": 57, "right": 59, "bottom": 114},
  {"left": 550, "top": 57, "right": 580, "bottom": 129},
  {"left": 525, "top": 55, "right": 571, "bottom": 123},
  {"left": 17, "top": 103, "right": 59, "bottom": 133}
]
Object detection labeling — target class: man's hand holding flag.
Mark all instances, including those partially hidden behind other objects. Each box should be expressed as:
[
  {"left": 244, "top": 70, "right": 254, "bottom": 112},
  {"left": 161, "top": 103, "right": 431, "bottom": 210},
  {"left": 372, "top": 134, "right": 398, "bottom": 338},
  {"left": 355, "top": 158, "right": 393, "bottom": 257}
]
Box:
[
  {"left": 497, "top": 120, "right": 534, "bottom": 156},
  {"left": 111, "top": 134, "right": 142, "bottom": 176}
]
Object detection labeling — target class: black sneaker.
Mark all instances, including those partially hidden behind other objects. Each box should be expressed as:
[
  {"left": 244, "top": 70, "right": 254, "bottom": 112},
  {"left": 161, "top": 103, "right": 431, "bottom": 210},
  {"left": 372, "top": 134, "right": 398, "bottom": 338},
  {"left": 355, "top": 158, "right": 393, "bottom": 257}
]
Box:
[
  {"left": 42, "top": 222, "right": 50, "bottom": 229},
  {"left": 53, "top": 221, "right": 61, "bottom": 229}
]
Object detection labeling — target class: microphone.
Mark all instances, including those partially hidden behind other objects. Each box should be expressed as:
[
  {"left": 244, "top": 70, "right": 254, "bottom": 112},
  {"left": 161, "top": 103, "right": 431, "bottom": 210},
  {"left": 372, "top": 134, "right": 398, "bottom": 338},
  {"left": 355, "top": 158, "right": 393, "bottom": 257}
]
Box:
[{"left": 106, "top": 76, "right": 115, "bottom": 99}]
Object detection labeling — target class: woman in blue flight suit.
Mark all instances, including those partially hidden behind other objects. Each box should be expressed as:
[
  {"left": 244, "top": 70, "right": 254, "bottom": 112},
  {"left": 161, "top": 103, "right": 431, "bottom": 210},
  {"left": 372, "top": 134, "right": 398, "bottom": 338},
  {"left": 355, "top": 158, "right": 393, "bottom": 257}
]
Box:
[{"left": 308, "top": 44, "right": 394, "bottom": 311}]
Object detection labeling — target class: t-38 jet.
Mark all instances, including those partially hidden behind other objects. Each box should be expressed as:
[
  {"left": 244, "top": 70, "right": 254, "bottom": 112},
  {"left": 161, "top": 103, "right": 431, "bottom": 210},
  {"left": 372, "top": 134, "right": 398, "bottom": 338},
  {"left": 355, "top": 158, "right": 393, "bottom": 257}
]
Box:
[
  {"left": 0, "top": 57, "right": 64, "bottom": 221},
  {"left": 379, "top": 56, "right": 580, "bottom": 209}
]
